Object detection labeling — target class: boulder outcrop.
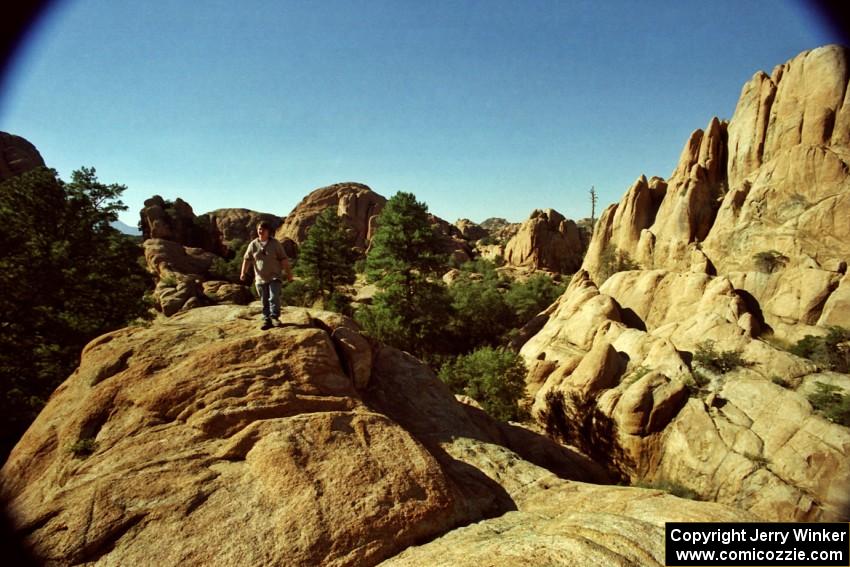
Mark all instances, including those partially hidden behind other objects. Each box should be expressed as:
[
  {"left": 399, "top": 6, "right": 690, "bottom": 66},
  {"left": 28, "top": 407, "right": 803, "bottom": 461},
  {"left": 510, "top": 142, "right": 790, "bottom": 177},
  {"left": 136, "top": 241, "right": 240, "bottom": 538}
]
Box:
[
  {"left": 531, "top": 47, "right": 850, "bottom": 523},
  {"left": 277, "top": 182, "right": 386, "bottom": 252},
  {"left": 276, "top": 182, "right": 475, "bottom": 262},
  {"left": 727, "top": 45, "right": 850, "bottom": 186},
  {"left": 139, "top": 196, "right": 217, "bottom": 251},
  {"left": 143, "top": 238, "right": 218, "bottom": 278},
  {"left": 454, "top": 219, "right": 488, "bottom": 241},
  {"left": 382, "top": 482, "right": 754, "bottom": 566},
  {"left": 0, "top": 132, "right": 45, "bottom": 181},
  {"left": 504, "top": 209, "right": 586, "bottom": 273},
  {"left": 1, "top": 304, "right": 754, "bottom": 565},
  {"left": 139, "top": 198, "right": 285, "bottom": 314},
  {"left": 207, "top": 208, "right": 282, "bottom": 254},
  {"left": 0, "top": 306, "right": 453, "bottom": 565}
]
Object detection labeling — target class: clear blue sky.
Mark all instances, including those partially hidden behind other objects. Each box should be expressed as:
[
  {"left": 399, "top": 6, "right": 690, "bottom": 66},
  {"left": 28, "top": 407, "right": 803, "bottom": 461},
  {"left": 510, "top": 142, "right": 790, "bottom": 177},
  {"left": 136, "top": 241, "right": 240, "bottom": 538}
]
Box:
[{"left": 0, "top": 0, "right": 842, "bottom": 227}]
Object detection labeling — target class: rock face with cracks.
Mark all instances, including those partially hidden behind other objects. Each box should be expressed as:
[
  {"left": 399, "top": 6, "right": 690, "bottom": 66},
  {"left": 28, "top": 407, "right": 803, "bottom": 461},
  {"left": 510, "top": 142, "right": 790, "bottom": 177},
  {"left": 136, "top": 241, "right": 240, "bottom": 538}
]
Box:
[
  {"left": 1, "top": 305, "right": 754, "bottom": 565},
  {"left": 521, "top": 269, "right": 850, "bottom": 522},
  {"left": 582, "top": 45, "right": 850, "bottom": 336}
]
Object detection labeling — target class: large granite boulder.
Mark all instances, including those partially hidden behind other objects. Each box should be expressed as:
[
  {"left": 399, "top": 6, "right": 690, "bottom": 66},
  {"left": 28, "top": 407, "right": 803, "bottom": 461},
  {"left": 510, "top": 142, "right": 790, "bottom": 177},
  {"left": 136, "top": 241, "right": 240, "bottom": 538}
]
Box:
[
  {"left": 1, "top": 304, "right": 754, "bottom": 565},
  {"left": 0, "top": 307, "right": 455, "bottom": 565},
  {"left": 277, "top": 182, "right": 386, "bottom": 252}
]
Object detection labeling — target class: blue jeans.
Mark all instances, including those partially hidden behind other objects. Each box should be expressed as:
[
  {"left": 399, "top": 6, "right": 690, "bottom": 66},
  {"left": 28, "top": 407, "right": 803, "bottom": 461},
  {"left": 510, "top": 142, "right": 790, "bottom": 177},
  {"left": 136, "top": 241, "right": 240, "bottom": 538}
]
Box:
[{"left": 256, "top": 279, "right": 282, "bottom": 321}]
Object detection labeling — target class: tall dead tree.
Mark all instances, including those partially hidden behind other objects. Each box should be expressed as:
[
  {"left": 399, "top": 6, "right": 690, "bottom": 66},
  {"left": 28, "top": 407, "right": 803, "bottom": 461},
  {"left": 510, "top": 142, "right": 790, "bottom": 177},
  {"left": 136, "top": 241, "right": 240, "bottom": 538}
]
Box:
[{"left": 589, "top": 185, "right": 597, "bottom": 234}]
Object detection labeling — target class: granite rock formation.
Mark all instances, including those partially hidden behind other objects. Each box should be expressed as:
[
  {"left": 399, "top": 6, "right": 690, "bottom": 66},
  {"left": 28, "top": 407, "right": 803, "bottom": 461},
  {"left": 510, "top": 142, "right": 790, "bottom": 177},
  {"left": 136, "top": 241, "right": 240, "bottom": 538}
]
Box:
[
  {"left": 277, "top": 183, "right": 474, "bottom": 262},
  {"left": 480, "top": 218, "right": 521, "bottom": 242},
  {"left": 522, "top": 46, "right": 850, "bottom": 523},
  {"left": 382, "top": 483, "right": 753, "bottom": 566},
  {"left": 207, "top": 208, "right": 282, "bottom": 254},
  {"left": 139, "top": 196, "right": 217, "bottom": 252},
  {"left": 582, "top": 46, "right": 850, "bottom": 333},
  {"left": 520, "top": 270, "right": 850, "bottom": 522},
  {"left": 504, "top": 209, "right": 586, "bottom": 273}
]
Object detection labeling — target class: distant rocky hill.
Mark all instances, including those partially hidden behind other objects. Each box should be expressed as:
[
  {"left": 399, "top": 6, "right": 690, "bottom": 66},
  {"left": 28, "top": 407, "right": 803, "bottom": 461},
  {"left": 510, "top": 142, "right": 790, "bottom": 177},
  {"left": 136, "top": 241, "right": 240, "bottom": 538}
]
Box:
[
  {"left": 520, "top": 45, "right": 850, "bottom": 522},
  {"left": 111, "top": 220, "right": 141, "bottom": 236}
]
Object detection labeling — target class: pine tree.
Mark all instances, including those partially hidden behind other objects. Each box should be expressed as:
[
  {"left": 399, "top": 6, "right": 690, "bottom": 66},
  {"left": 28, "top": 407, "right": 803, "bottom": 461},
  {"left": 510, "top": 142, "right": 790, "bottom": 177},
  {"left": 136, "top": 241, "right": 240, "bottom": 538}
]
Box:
[
  {"left": 0, "top": 166, "right": 151, "bottom": 459},
  {"left": 294, "top": 208, "right": 357, "bottom": 305},
  {"left": 364, "top": 192, "right": 447, "bottom": 287},
  {"left": 356, "top": 192, "right": 450, "bottom": 358}
]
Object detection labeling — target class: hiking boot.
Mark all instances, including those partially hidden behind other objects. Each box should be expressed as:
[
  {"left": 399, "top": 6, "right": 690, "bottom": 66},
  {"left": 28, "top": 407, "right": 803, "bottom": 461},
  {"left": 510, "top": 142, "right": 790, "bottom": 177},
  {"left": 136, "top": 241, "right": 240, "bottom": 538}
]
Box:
[{"left": 261, "top": 319, "right": 273, "bottom": 330}]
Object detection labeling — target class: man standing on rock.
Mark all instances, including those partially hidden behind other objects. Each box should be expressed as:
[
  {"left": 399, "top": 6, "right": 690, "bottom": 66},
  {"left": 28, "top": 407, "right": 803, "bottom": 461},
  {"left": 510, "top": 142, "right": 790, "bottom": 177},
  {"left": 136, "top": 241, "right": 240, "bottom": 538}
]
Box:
[{"left": 240, "top": 221, "right": 293, "bottom": 330}]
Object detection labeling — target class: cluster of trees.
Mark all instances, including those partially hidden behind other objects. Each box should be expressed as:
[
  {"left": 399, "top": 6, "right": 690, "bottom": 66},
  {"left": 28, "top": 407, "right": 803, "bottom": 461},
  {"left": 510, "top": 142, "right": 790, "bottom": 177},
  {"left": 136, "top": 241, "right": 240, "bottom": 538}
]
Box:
[
  {"left": 289, "top": 191, "right": 566, "bottom": 422},
  {"left": 0, "top": 167, "right": 152, "bottom": 459}
]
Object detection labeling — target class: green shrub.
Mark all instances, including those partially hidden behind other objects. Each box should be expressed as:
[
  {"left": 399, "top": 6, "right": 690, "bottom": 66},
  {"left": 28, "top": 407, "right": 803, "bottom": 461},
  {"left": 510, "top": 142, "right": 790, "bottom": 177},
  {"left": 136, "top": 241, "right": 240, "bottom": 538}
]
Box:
[
  {"left": 438, "top": 347, "right": 528, "bottom": 422},
  {"left": 208, "top": 239, "right": 248, "bottom": 282},
  {"left": 623, "top": 365, "right": 652, "bottom": 386},
  {"left": 634, "top": 479, "right": 701, "bottom": 500},
  {"left": 753, "top": 250, "right": 788, "bottom": 274},
  {"left": 541, "top": 389, "right": 631, "bottom": 482},
  {"left": 68, "top": 437, "right": 98, "bottom": 458},
  {"left": 505, "top": 273, "right": 565, "bottom": 323},
  {"left": 1, "top": 167, "right": 152, "bottom": 460},
  {"left": 357, "top": 192, "right": 451, "bottom": 359},
  {"left": 448, "top": 271, "right": 513, "bottom": 352},
  {"left": 690, "top": 369, "right": 712, "bottom": 392},
  {"left": 790, "top": 327, "right": 850, "bottom": 373},
  {"left": 459, "top": 257, "right": 504, "bottom": 278},
  {"left": 443, "top": 268, "right": 566, "bottom": 353},
  {"left": 357, "top": 278, "right": 452, "bottom": 361},
  {"left": 808, "top": 382, "right": 850, "bottom": 426},
  {"left": 279, "top": 279, "right": 315, "bottom": 308},
  {"left": 693, "top": 340, "right": 748, "bottom": 374},
  {"left": 324, "top": 291, "right": 353, "bottom": 316},
  {"left": 598, "top": 244, "right": 639, "bottom": 283},
  {"left": 295, "top": 208, "right": 357, "bottom": 301},
  {"left": 771, "top": 375, "right": 791, "bottom": 388}
]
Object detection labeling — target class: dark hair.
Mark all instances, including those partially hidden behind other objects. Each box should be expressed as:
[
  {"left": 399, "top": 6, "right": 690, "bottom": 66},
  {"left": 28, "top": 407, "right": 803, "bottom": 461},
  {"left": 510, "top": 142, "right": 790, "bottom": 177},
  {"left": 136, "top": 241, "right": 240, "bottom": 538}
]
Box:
[{"left": 257, "top": 220, "right": 274, "bottom": 232}]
